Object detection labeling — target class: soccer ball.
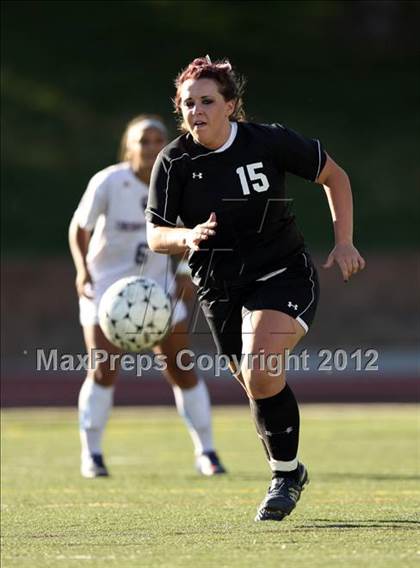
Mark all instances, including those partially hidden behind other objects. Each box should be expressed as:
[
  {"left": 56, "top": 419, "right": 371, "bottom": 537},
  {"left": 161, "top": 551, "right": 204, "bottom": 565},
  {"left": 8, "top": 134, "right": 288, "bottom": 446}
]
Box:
[{"left": 98, "top": 276, "right": 172, "bottom": 352}]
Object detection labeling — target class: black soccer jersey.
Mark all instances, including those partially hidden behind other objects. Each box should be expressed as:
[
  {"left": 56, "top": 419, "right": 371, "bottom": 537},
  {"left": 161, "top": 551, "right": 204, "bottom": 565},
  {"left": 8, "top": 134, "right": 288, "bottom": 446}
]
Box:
[{"left": 146, "top": 122, "right": 326, "bottom": 288}]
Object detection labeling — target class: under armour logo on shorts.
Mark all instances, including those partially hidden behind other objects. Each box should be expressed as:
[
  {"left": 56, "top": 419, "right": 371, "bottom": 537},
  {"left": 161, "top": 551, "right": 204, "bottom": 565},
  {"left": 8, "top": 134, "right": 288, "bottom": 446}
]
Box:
[
  {"left": 192, "top": 172, "right": 203, "bottom": 179},
  {"left": 288, "top": 301, "right": 298, "bottom": 311}
]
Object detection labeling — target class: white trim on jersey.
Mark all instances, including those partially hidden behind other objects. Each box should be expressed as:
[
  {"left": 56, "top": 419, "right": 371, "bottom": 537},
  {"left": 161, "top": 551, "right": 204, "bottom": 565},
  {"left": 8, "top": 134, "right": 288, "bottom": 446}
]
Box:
[
  {"left": 314, "top": 139, "right": 322, "bottom": 181},
  {"left": 213, "top": 122, "right": 238, "bottom": 153},
  {"left": 297, "top": 252, "right": 315, "bottom": 323},
  {"left": 296, "top": 317, "right": 309, "bottom": 334},
  {"left": 256, "top": 266, "right": 287, "bottom": 282},
  {"left": 150, "top": 210, "right": 177, "bottom": 226},
  {"left": 162, "top": 153, "right": 190, "bottom": 220}
]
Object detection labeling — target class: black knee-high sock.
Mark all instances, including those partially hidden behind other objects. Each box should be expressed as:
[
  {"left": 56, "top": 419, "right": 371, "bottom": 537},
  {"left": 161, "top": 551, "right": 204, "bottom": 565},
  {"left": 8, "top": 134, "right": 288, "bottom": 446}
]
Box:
[
  {"left": 249, "top": 398, "right": 270, "bottom": 460},
  {"left": 250, "top": 383, "right": 300, "bottom": 476}
]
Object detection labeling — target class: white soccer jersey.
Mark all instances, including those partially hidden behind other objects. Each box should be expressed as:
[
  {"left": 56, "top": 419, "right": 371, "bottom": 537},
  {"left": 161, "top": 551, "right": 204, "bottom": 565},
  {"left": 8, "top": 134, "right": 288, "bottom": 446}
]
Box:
[{"left": 75, "top": 162, "right": 175, "bottom": 292}]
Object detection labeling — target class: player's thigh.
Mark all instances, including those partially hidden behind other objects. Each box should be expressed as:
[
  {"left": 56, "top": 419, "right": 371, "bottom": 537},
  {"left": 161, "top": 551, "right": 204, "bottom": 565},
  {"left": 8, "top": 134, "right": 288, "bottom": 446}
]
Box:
[
  {"left": 241, "top": 309, "right": 305, "bottom": 393},
  {"left": 152, "top": 319, "right": 198, "bottom": 389},
  {"left": 242, "top": 309, "right": 305, "bottom": 354},
  {"left": 82, "top": 324, "right": 122, "bottom": 385}
]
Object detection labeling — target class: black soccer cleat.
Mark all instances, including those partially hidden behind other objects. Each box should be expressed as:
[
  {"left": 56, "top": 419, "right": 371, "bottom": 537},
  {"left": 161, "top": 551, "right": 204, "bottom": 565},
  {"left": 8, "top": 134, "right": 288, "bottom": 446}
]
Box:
[
  {"left": 196, "top": 450, "right": 227, "bottom": 476},
  {"left": 255, "top": 462, "right": 309, "bottom": 521},
  {"left": 81, "top": 453, "right": 110, "bottom": 478}
]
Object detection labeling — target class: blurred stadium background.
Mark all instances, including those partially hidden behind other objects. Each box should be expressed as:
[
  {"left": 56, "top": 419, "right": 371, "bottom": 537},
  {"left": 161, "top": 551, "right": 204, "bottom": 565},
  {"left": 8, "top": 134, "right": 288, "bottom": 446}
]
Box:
[{"left": 2, "top": 0, "right": 419, "bottom": 406}]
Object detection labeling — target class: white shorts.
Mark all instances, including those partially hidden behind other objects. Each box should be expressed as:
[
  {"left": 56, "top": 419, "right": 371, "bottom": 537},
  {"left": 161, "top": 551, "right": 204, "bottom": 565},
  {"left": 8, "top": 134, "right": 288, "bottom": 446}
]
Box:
[{"left": 79, "top": 279, "right": 188, "bottom": 328}]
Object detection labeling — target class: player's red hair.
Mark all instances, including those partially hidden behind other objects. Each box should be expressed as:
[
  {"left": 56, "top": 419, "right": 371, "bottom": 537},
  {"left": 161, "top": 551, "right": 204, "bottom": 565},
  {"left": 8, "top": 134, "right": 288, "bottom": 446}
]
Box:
[{"left": 174, "top": 56, "right": 246, "bottom": 128}]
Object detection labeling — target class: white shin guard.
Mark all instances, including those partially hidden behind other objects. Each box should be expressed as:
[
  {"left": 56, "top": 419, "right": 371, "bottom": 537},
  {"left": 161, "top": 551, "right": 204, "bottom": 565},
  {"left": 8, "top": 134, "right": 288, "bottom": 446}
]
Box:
[
  {"left": 172, "top": 380, "right": 214, "bottom": 456},
  {"left": 78, "top": 377, "right": 114, "bottom": 457}
]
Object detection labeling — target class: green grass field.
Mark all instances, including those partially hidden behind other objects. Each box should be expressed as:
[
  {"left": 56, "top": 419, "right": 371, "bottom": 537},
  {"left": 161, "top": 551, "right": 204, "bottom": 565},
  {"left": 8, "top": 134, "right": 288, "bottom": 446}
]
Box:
[{"left": 1, "top": 405, "right": 419, "bottom": 567}]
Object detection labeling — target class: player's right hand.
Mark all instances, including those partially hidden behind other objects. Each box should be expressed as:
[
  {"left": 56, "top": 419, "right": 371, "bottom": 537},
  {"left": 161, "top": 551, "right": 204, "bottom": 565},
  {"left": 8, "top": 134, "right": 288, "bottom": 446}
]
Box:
[
  {"left": 185, "top": 212, "right": 217, "bottom": 251},
  {"left": 76, "top": 270, "right": 93, "bottom": 298}
]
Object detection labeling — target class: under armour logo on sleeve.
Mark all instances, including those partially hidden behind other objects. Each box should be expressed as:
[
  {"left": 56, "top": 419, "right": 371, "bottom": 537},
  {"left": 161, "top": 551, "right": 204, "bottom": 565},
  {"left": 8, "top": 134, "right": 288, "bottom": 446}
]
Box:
[
  {"left": 288, "top": 301, "right": 298, "bottom": 311},
  {"left": 192, "top": 172, "right": 203, "bottom": 179}
]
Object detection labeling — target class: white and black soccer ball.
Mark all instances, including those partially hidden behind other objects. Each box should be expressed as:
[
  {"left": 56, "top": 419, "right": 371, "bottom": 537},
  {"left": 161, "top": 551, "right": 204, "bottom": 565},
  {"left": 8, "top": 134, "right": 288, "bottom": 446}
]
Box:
[{"left": 98, "top": 276, "right": 172, "bottom": 352}]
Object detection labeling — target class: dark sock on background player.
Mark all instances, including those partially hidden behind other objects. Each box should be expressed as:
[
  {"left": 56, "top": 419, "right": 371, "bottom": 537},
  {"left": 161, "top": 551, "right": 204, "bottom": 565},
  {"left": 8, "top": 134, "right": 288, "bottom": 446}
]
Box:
[{"left": 250, "top": 383, "right": 300, "bottom": 480}]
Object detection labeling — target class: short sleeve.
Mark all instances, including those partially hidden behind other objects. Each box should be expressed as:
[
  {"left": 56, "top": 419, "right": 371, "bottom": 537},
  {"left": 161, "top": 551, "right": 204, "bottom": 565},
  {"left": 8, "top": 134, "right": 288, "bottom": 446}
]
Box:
[
  {"left": 269, "top": 123, "right": 327, "bottom": 182},
  {"left": 145, "top": 150, "right": 183, "bottom": 227},
  {"left": 75, "top": 171, "right": 109, "bottom": 231}
]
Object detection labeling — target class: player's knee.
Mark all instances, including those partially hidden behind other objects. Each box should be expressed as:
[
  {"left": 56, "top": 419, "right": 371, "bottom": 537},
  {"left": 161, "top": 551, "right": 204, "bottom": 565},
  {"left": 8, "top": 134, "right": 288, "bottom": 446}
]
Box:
[
  {"left": 243, "top": 368, "right": 286, "bottom": 399},
  {"left": 88, "top": 366, "right": 118, "bottom": 387},
  {"left": 166, "top": 369, "right": 198, "bottom": 389}
]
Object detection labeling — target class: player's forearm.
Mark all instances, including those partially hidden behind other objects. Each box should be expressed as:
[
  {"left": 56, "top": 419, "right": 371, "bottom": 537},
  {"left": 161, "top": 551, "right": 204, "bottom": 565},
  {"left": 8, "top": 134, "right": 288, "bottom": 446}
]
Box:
[
  {"left": 68, "top": 216, "right": 91, "bottom": 273},
  {"left": 322, "top": 167, "right": 354, "bottom": 245},
  {"left": 147, "top": 223, "right": 190, "bottom": 255}
]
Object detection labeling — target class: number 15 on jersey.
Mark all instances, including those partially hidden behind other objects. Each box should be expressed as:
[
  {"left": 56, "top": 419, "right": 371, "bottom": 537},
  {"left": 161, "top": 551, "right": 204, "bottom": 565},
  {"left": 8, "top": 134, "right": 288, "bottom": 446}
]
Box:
[{"left": 236, "top": 162, "right": 270, "bottom": 195}]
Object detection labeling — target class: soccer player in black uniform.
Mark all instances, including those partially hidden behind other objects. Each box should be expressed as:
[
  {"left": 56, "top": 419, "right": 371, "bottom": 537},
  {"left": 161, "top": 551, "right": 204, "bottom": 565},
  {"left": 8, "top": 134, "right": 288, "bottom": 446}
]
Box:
[{"left": 146, "top": 56, "right": 366, "bottom": 521}]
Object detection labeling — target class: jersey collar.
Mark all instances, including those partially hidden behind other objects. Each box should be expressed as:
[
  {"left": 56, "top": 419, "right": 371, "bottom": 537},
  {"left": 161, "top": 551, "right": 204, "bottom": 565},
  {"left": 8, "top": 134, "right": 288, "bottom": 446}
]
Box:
[
  {"left": 188, "top": 121, "right": 238, "bottom": 155},
  {"left": 213, "top": 121, "right": 238, "bottom": 153}
]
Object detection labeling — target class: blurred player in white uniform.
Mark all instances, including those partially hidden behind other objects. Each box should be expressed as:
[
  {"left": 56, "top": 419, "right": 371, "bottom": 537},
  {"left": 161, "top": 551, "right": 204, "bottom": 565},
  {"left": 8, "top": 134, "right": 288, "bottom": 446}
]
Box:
[{"left": 69, "top": 115, "right": 225, "bottom": 478}]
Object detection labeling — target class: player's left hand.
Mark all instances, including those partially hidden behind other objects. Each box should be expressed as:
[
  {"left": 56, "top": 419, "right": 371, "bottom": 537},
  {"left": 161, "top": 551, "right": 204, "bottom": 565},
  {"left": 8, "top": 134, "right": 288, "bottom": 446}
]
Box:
[{"left": 322, "top": 243, "right": 366, "bottom": 282}]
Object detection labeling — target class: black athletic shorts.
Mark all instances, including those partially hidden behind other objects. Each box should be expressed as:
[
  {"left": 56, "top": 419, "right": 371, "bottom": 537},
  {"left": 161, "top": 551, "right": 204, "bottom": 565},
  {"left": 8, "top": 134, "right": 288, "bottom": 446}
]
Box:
[{"left": 198, "top": 251, "right": 319, "bottom": 361}]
